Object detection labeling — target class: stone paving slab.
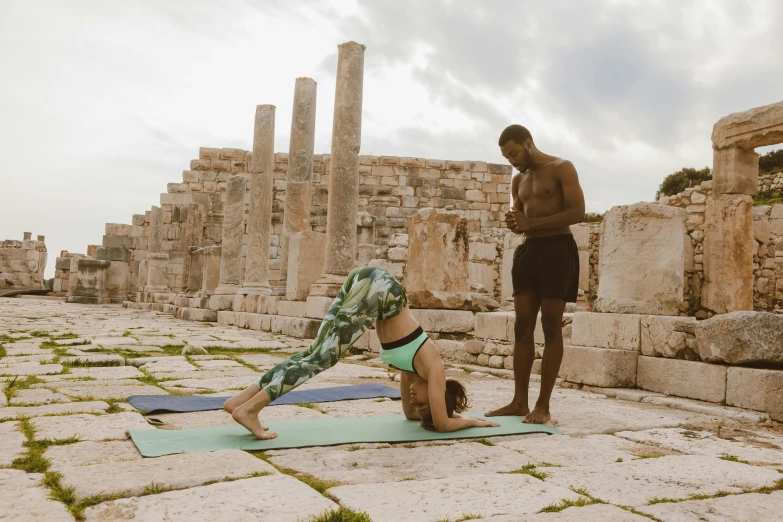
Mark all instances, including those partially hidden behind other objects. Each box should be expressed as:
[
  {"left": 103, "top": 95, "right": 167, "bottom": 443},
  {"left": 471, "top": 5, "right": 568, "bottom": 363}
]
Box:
[
  {"left": 195, "top": 359, "right": 245, "bottom": 370},
  {"left": 59, "top": 353, "right": 126, "bottom": 365},
  {"left": 546, "top": 455, "right": 783, "bottom": 507},
  {"left": 82, "top": 475, "right": 338, "bottom": 522},
  {"left": 498, "top": 434, "right": 668, "bottom": 466},
  {"left": 269, "top": 442, "right": 533, "bottom": 484},
  {"left": 59, "top": 384, "right": 167, "bottom": 400},
  {"left": 161, "top": 376, "right": 253, "bottom": 391},
  {"left": 0, "top": 421, "right": 26, "bottom": 466},
  {"left": 330, "top": 473, "right": 584, "bottom": 522},
  {"left": 615, "top": 427, "right": 783, "bottom": 465},
  {"left": 31, "top": 412, "right": 153, "bottom": 441},
  {"left": 0, "top": 401, "right": 109, "bottom": 421},
  {"left": 60, "top": 366, "right": 144, "bottom": 380},
  {"left": 0, "top": 354, "right": 54, "bottom": 365},
  {"left": 318, "top": 397, "right": 404, "bottom": 417},
  {"left": 61, "top": 449, "right": 276, "bottom": 500},
  {"left": 153, "top": 369, "right": 257, "bottom": 380},
  {"left": 640, "top": 395, "right": 769, "bottom": 423},
  {"left": 488, "top": 504, "right": 651, "bottom": 521},
  {"left": 46, "top": 440, "right": 142, "bottom": 473},
  {"left": 0, "top": 363, "right": 63, "bottom": 376},
  {"left": 3, "top": 345, "right": 51, "bottom": 356},
  {"left": 0, "top": 469, "right": 74, "bottom": 521},
  {"left": 93, "top": 337, "right": 139, "bottom": 346},
  {"left": 639, "top": 490, "right": 783, "bottom": 521},
  {"left": 39, "top": 378, "right": 147, "bottom": 389},
  {"left": 237, "top": 353, "right": 286, "bottom": 368},
  {"left": 10, "top": 388, "right": 72, "bottom": 405}
]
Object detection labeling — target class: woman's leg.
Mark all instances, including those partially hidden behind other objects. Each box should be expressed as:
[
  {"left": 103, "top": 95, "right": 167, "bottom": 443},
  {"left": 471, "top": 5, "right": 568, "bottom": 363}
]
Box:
[{"left": 229, "top": 267, "right": 407, "bottom": 437}]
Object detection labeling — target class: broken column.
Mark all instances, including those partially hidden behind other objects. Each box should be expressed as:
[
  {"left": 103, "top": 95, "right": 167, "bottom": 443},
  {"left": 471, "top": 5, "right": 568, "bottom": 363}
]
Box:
[
  {"left": 702, "top": 100, "right": 783, "bottom": 313},
  {"left": 287, "top": 232, "right": 326, "bottom": 301},
  {"left": 143, "top": 206, "right": 166, "bottom": 295},
  {"left": 277, "top": 77, "right": 318, "bottom": 296},
  {"left": 310, "top": 41, "right": 366, "bottom": 297},
  {"left": 181, "top": 202, "right": 206, "bottom": 294},
  {"left": 241, "top": 105, "right": 275, "bottom": 296},
  {"left": 67, "top": 259, "right": 111, "bottom": 305},
  {"left": 593, "top": 203, "right": 688, "bottom": 315},
  {"left": 213, "top": 175, "right": 246, "bottom": 298}
]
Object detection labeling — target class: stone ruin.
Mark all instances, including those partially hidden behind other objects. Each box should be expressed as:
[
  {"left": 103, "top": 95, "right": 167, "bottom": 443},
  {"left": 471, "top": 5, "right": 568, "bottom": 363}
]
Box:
[
  {"left": 0, "top": 232, "right": 47, "bottom": 291},
  {"left": 53, "top": 41, "right": 782, "bottom": 422}
]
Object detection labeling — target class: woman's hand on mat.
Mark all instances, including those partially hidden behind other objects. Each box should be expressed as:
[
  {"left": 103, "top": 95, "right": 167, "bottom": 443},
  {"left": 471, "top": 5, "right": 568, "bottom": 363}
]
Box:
[{"left": 470, "top": 417, "right": 500, "bottom": 428}]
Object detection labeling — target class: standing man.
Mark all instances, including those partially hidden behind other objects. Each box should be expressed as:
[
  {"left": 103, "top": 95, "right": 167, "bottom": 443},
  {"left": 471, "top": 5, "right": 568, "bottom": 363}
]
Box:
[{"left": 486, "top": 124, "right": 585, "bottom": 424}]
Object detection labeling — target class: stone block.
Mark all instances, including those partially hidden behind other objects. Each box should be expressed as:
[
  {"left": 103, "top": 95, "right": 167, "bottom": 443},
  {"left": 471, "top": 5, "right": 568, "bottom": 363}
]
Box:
[
  {"left": 695, "top": 311, "right": 783, "bottom": 364},
  {"left": 641, "top": 491, "right": 783, "bottom": 522},
  {"left": 469, "top": 262, "right": 497, "bottom": 294},
  {"left": 702, "top": 194, "right": 754, "bottom": 313},
  {"left": 406, "top": 208, "right": 470, "bottom": 294},
  {"left": 475, "top": 312, "right": 513, "bottom": 341},
  {"left": 367, "top": 259, "right": 404, "bottom": 279},
  {"left": 640, "top": 316, "right": 696, "bottom": 358},
  {"left": 571, "top": 312, "right": 641, "bottom": 351},
  {"left": 594, "top": 203, "right": 687, "bottom": 315},
  {"left": 711, "top": 99, "right": 783, "bottom": 150},
  {"left": 637, "top": 356, "right": 726, "bottom": 403},
  {"left": 54, "top": 257, "right": 71, "bottom": 270},
  {"left": 726, "top": 367, "right": 783, "bottom": 421},
  {"left": 208, "top": 294, "right": 235, "bottom": 311},
  {"left": 305, "top": 295, "right": 333, "bottom": 319},
  {"left": 713, "top": 146, "right": 759, "bottom": 195},
  {"left": 412, "top": 309, "right": 474, "bottom": 333},
  {"left": 469, "top": 242, "right": 498, "bottom": 262},
  {"left": 407, "top": 290, "right": 499, "bottom": 311},
  {"left": 275, "top": 300, "right": 307, "bottom": 317},
  {"left": 179, "top": 307, "right": 217, "bottom": 322},
  {"left": 287, "top": 231, "right": 326, "bottom": 301},
  {"left": 0, "top": 470, "right": 74, "bottom": 521},
  {"left": 559, "top": 345, "right": 638, "bottom": 387}
]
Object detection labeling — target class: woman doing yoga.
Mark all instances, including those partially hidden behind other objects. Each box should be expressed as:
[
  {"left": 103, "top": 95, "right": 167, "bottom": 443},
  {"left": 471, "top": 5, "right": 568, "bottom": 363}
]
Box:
[{"left": 224, "top": 266, "right": 500, "bottom": 439}]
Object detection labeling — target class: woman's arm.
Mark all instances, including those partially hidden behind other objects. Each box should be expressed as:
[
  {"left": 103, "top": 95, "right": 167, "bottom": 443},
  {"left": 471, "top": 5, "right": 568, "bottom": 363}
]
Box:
[
  {"left": 399, "top": 371, "right": 420, "bottom": 420},
  {"left": 421, "top": 350, "right": 498, "bottom": 433}
]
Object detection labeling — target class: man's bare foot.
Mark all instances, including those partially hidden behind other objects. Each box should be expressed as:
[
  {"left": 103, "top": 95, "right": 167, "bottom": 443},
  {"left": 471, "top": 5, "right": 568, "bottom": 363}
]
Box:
[
  {"left": 523, "top": 407, "right": 551, "bottom": 424},
  {"left": 485, "top": 403, "right": 530, "bottom": 417},
  {"left": 232, "top": 406, "right": 277, "bottom": 439}
]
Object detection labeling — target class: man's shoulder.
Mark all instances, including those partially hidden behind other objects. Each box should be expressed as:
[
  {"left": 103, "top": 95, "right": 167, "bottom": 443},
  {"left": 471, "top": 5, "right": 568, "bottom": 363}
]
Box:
[{"left": 551, "top": 158, "right": 578, "bottom": 177}]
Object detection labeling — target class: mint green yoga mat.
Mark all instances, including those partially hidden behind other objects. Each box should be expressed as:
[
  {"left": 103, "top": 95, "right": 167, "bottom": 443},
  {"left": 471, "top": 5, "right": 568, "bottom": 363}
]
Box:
[{"left": 130, "top": 414, "right": 560, "bottom": 456}]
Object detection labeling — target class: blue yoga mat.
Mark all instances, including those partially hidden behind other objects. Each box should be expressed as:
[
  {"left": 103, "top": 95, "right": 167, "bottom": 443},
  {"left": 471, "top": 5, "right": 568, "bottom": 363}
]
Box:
[
  {"left": 130, "top": 413, "right": 561, "bottom": 456},
  {"left": 128, "top": 383, "right": 401, "bottom": 414}
]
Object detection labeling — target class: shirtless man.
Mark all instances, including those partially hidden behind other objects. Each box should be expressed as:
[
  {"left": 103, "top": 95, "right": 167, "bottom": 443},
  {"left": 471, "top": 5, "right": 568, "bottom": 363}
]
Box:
[{"left": 486, "top": 124, "right": 585, "bottom": 424}]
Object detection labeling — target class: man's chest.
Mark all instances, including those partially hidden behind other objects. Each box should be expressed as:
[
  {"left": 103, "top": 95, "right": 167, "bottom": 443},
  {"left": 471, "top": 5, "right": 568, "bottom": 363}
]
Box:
[{"left": 518, "top": 171, "right": 561, "bottom": 202}]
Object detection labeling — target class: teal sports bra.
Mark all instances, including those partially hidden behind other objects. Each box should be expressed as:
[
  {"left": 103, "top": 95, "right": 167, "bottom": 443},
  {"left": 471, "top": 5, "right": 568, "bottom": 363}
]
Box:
[{"left": 379, "top": 327, "right": 428, "bottom": 375}]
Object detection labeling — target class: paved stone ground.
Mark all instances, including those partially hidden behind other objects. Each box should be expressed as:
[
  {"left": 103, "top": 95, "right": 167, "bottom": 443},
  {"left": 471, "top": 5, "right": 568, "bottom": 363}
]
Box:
[{"left": 0, "top": 297, "right": 782, "bottom": 522}]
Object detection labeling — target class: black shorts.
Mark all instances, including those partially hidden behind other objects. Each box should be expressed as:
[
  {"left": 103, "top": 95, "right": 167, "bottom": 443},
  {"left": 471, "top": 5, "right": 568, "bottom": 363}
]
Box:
[{"left": 512, "top": 234, "right": 579, "bottom": 302}]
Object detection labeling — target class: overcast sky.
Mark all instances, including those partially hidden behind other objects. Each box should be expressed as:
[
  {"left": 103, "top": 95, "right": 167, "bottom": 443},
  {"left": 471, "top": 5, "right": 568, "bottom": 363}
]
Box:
[{"left": 1, "top": 0, "right": 782, "bottom": 278}]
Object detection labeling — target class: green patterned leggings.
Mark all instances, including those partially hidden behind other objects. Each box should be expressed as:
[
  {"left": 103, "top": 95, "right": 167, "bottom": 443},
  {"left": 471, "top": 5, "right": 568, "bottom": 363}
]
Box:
[{"left": 255, "top": 267, "right": 407, "bottom": 401}]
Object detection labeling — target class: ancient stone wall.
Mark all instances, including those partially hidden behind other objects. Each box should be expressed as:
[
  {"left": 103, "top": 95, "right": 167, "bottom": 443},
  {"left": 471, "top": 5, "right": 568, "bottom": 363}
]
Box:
[
  {"left": 0, "top": 233, "right": 47, "bottom": 290},
  {"left": 53, "top": 251, "right": 84, "bottom": 294},
  {"left": 93, "top": 147, "right": 513, "bottom": 298}
]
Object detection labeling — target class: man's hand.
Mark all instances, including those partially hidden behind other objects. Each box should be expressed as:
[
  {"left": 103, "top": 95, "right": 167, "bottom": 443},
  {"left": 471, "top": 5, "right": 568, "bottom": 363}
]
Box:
[{"left": 505, "top": 211, "right": 531, "bottom": 232}]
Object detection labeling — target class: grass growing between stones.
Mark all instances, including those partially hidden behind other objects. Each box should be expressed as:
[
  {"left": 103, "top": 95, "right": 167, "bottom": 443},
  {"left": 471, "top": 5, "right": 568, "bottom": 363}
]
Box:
[
  {"left": 11, "top": 417, "right": 80, "bottom": 473},
  {"left": 538, "top": 487, "right": 605, "bottom": 513},
  {"left": 3, "top": 375, "right": 45, "bottom": 401},
  {"left": 719, "top": 453, "right": 749, "bottom": 464},
  {"left": 471, "top": 438, "right": 495, "bottom": 447},
  {"left": 310, "top": 507, "right": 373, "bottom": 522},
  {"left": 645, "top": 478, "right": 783, "bottom": 506},
  {"left": 299, "top": 402, "right": 329, "bottom": 414},
  {"left": 508, "top": 464, "right": 550, "bottom": 480},
  {"left": 636, "top": 453, "right": 666, "bottom": 459}
]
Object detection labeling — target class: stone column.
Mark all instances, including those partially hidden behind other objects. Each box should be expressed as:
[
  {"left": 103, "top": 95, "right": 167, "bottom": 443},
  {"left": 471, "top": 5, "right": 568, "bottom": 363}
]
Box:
[
  {"left": 148, "top": 206, "right": 163, "bottom": 254},
  {"left": 276, "top": 77, "right": 317, "bottom": 296},
  {"left": 311, "top": 41, "right": 366, "bottom": 297},
  {"left": 200, "top": 245, "right": 222, "bottom": 296},
  {"left": 181, "top": 202, "right": 205, "bottom": 293},
  {"left": 241, "top": 105, "right": 275, "bottom": 295},
  {"left": 214, "top": 175, "right": 247, "bottom": 294}
]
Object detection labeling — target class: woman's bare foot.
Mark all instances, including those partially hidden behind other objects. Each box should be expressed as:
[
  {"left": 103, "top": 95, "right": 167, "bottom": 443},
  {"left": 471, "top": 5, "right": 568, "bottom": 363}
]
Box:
[
  {"left": 232, "top": 405, "right": 277, "bottom": 439},
  {"left": 523, "top": 406, "right": 551, "bottom": 424},
  {"left": 485, "top": 403, "right": 530, "bottom": 417}
]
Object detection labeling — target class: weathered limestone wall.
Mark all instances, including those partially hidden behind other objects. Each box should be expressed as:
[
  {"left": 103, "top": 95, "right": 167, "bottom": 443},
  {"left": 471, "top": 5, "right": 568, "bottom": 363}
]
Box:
[{"left": 0, "top": 233, "right": 47, "bottom": 290}]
